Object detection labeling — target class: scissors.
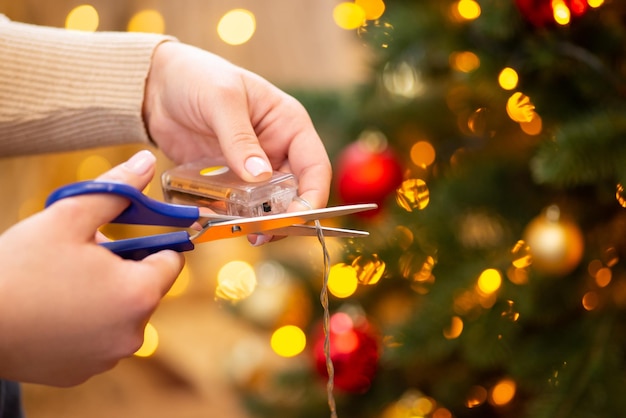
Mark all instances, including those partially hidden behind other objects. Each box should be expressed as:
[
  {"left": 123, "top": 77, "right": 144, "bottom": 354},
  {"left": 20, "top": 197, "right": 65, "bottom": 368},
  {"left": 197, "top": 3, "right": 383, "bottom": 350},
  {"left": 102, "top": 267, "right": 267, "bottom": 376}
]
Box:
[{"left": 45, "top": 181, "right": 377, "bottom": 260}]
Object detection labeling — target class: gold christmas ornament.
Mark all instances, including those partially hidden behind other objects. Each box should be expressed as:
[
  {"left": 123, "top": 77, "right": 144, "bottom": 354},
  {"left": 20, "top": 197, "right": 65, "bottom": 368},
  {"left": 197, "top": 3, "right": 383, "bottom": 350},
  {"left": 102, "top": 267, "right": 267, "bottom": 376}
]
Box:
[{"left": 522, "top": 205, "right": 584, "bottom": 277}]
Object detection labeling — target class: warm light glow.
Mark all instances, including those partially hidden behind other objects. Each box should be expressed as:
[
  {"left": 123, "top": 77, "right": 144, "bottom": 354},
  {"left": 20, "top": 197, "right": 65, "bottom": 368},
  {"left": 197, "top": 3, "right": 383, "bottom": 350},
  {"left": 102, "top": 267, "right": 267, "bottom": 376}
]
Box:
[
  {"left": 127, "top": 9, "right": 165, "bottom": 33},
  {"left": 65, "top": 5, "right": 99, "bottom": 31},
  {"left": 498, "top": 67, "right": 519, "bottom": 90},
  {"left": 352, "top": 254, "right": 386, "bottom": 285},
  {"left": 410, "top": 141, "right": 436, "bottom": 167},
  {"left": 507, "top": 92, "right": 536, "bottom": 123},
  {"left": 134, "top": 322, "right": 158, "bottom": 357},
  {"left": 166, "top": 264, "right": 190, "bottom": 297},
  {"left": 595, "top": 267, "right": 612, "bottom": 287},
  {"left": 328, "top": 263, "right": 359, "bottom": 298},
  {"left": 396, "top": 178, "right": 430, "bottom": 212},
  {"left": 456, "top": 0, "right": 481, "bottom": 20},
  {"left": 383, "top": 61, "right": 424, "bottom": 98},
  {"left": 582, "top": 291, "right": 600, "bottom": 310},
  {"left": 77, "top": 155, "right": 111, "bottom": 180},
  {"left": 466, "top": 385, "right": 488, "bottom": 408},
  {"left": 490, "top": 378, "right": 516, "bottom": 406},
  {"left": 217, "top": 9, "right": 256, "bottom": 45},
  {"left": 553, "top": 0, "right": 571, "bottom": 25},
  {"left": 355, "top": 0, "right": 386, "bottom": 20},
  {"left": 588, "top": 0, "right": 604, "bottom": 7},
  {"left": 477, "top": 269, "right": 502, "bottom": 295},
  {"left": 450, "top": 51, "right": 480, "bottom": 73},
  {"left": 520, "top": 113, "right": 543, "bottom": 136},
  {"left": 333, "top": 2, "right": 366, "bottom": 30},
  {"left": 443, "top": 315, "right": 464, "bottom": 339},
  {"left": 271, "top": 325, "right": 306, "bottom": 357},
  {"left": 216, "top": 260, "right": 257, "bottom": 301}
]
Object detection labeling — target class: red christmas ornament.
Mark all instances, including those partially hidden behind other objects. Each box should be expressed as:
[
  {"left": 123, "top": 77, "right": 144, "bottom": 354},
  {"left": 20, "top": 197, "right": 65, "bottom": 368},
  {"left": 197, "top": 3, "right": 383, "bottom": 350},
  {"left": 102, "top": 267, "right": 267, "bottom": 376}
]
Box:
[
  {"left": 313, "top": 312, "right": 380, "bottom": 394},
  {"left": 515, "top": 0, "right": 589, "bottom": 27},
  {"left": 334, "top": 138, "right": 404, "bottom": 214}
]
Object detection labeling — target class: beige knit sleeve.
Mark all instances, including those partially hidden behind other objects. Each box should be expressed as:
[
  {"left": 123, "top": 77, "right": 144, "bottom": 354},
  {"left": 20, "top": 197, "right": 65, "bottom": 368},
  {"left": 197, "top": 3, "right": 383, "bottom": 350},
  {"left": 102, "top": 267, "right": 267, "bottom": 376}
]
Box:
[{"left": 0, "top": 16, "right": 177, "bottom": 157}]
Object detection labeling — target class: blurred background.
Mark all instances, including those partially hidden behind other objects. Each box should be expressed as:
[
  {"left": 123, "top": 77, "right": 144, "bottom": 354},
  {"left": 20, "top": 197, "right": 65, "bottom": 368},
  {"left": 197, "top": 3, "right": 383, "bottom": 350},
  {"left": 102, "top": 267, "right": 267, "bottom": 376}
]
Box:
[{"left": 3, "top": 1, "right": 626, "bottom": 418}]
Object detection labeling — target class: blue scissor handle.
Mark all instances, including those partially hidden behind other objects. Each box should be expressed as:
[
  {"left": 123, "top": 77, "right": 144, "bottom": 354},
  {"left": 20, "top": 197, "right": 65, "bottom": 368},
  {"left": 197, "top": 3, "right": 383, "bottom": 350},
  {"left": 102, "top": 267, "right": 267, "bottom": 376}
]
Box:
[
  {"left": 45, "top": 181, "right": 202, "bottom": 260},
  {"left": 101, "top": 231, "right": 195, "bottom": 261},
  {"left": 45, "top": 181, "right": 199, "bottom": 227}
]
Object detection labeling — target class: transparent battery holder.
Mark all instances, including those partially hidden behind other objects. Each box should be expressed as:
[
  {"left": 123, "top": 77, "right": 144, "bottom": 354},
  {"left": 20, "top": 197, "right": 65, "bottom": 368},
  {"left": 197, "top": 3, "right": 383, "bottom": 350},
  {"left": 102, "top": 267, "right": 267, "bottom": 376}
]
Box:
[{"left": 161, "top": 160, "right": 298, "bottom": 217}]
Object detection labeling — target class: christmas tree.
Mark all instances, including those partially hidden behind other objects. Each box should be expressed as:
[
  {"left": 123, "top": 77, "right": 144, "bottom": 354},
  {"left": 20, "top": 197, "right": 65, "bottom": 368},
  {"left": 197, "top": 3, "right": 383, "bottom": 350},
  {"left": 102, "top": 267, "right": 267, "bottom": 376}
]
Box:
[{"left": 228, "top": 1, "right": 626, "bottom": 417}]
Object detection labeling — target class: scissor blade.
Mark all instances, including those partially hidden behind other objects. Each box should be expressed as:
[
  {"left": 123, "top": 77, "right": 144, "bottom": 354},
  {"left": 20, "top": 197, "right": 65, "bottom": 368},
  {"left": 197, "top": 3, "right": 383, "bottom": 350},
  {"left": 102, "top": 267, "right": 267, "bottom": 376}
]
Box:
[
  {"left": 256, "top": 225, "right": 370, "bottom": 238},
  {"left": 193, "top": 203, "right": 377, "bottom": 243}
]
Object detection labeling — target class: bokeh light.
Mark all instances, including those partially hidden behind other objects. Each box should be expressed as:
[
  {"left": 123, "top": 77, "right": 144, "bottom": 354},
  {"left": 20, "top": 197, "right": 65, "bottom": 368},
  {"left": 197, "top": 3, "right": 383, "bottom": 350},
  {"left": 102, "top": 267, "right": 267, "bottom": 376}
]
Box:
[
  {"left": 396, "top": 178, "right": 430, "bottom": 212},
  {"left": 65, "top": 4, "right": 99, "bottom": 31},
  {"left": 328, "top": 263, "right": 359, "bottom": 298},
  {"left": 76, "top": 155, "right": 111, "bottom": 180},
  {"left": 506, "top": 92, "right": 536, "bottom": 123},
  {"left": 352, "top": 253, "right": 386, "bottom": 285},
  {"left": 271, "top": 325, "right": 306, "bottom": 357},
  {"left": 588, "top": 0, "right": 604, "bottom": 7},
  {"left": 553, "top": 0, "right": 572, "bottom": 25},
  {"left": 582, "top": 291, "right": 600, "bottom": 310},
  {"left": 410, "top": 140, "right": 436, "bottom": 167},
  {"left": 450, "top": 51, "right": 480, "bottom": 73},
  {"left": 383, "top": 61, "right": 424, "bottom": 99},
  {"left": 520, "top": 113, "right": 543, "bottom": 135},
  {"left": 216, "top": 260, "right": 257, "bottom": 301},
  {"left": 466, "top": 385, "right": 488, "bottom": 408},
  {"left": 456, "top": 0, "right": 481, "bottom": 20},
  {"left": 355, "top": 0, "right": 386, "bottom": 20},
  {"left": 443, "top": 316, "right": 464, "bottom": 339},
  {"left": 333, "top": 2, "right": 366, "bottom": 30},
  {"left": 511, "top": 240, "right": 532, "bottom": 268},
  {"left": 477, "top": 268, "right": 502, "bottom": 295},
  {"left": 498, "top": 67, "right": 519, "bottom": 90},
  {"left": 127, "top": 9, "right": 165, "bottom": 34},
  {"left": 134, "top": 322, "right": 158, "bottom": 357},
  {"left": 217, "top": 9, "right": 256, "bottom": 45},
  {"left": 489, "top": 378, "right": 516, "bottom": 406},
  {"left": 166, "top": 264, "right": 190, "bottom": 297}
]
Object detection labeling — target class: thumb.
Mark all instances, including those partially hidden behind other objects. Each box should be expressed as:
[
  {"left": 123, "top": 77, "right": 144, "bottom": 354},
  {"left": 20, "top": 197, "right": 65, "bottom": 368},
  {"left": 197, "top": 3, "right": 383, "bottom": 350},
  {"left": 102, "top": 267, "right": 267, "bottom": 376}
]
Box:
[
  {"left": 210, "top": 95, "right": 273, "bottom": 183},
  {"left": 136, "top": 249, "right": 185, "bottom": 296},
  {"left": 50, "top": 150, "right": 157, "bottom": 236}
]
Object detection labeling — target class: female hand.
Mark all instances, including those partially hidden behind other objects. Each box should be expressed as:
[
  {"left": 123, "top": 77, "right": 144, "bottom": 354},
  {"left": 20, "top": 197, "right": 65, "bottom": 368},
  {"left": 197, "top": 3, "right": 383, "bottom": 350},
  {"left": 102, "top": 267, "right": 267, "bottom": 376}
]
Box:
[
  {"left": 0, "top": 150, "right": 183, "bottom": 386},
  {"left": 143, "top": 42, "right": 332, "bottom": 212}
]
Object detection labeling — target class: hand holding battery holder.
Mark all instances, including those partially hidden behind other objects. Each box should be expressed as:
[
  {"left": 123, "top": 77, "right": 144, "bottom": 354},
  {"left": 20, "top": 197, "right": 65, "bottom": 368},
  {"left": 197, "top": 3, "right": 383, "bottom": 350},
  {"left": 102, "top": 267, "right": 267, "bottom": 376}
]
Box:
[{"left": 45, "top": 160, "right": 376, "bottom": 260}]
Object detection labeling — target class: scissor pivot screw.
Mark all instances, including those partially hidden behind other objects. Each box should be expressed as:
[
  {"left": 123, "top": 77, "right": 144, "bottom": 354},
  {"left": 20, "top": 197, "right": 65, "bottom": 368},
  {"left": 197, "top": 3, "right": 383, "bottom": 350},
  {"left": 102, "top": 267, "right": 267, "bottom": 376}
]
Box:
[{"left": 231, "top": 225, "right": 242, "bottom": 233}]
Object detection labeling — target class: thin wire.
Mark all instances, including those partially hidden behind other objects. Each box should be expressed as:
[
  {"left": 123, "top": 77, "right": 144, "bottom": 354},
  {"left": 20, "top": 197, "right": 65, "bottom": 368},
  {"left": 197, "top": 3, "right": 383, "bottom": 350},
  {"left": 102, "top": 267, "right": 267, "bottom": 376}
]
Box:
[{"left": 295, "top": 197, "right": 337, "bottom": 418}]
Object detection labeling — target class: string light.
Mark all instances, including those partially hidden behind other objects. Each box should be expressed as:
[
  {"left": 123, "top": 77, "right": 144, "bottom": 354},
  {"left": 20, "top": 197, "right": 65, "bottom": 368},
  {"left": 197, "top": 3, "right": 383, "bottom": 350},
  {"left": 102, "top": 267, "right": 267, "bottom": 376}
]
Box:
[
  {"left": 127, "top": 9, "right": 165, "bottom": 34},
  {"left": 215, "top": 260, "right": 257, "bottom": 301},
  {"left": 476, "top": 268, "right": 502, "bottom": 295},
  {"left": 333, "top": 2, "right": 366, "bottom": 30},
  {"left": 456, "top": 0, "right": 481, "bottom": 20},
  {"left": 217, "top": 9, "right": 256, "bottom": 45},
  {"left": 498, "top": 67, "right": 519, "bottom": 90},
  {"left": 489, "top": 378, "right": 516, "bottom": 406},
  {"left": 271, "top": 325, "right": 306, "bottom": 357},
  {"left": 328, "top": 263, "right": 358, "bottom": 298},
  {"left": 134, "top": 322, "right": 159, "bottom": 357}
]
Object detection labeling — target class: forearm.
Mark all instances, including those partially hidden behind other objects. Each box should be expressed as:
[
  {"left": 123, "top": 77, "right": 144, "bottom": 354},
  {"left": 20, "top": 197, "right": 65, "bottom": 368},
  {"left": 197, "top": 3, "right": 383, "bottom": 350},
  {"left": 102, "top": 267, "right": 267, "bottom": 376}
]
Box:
[{"left": 0, "top": 15, "right": 176, "bottom": 157}]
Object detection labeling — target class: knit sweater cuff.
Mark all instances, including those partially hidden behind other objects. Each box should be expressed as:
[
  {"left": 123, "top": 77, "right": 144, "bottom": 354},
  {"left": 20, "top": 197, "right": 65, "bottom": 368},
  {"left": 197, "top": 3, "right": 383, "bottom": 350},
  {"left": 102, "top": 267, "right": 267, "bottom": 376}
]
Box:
[{"left": 0, "top": 16, "right": 177, "bottom": 156}]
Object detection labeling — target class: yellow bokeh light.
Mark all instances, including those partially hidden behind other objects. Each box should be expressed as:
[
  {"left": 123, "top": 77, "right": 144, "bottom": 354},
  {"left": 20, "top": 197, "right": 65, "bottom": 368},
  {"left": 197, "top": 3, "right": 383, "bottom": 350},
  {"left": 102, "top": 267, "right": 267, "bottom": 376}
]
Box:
[
  {"left": 410, "top": 140, "right": 436, "bottom": 167},
  {"left": 582, "top": 291, "right": 600, "bottom": 311},
  {"left": 477, "top": 268, "right": 502, "bottom": 295},
  {"left": 217, "top": 9, "right": 256, "bottom": 46},
  {"left": 328, "top": 263, "right": 359, "bottom": 298},
  {"left": 498, "top": 67, "right": 519, "bottom": 90},
  {"left": 450, "top": 51, "right": 480, "bottom": 73},
  {"left": 443, "top": 316, "right": 464, "bottom": 339},
  {"left": 66, "top": 4, "right": 99, "bottom": 31},
  {"left": 553, "top": 0, "right": 571, "bottom": 25},
  {"left": 134, "top": 322, "right": 158, "bottom": 357},
  {"left": 588, "top": 0, "right": 604, "bottom": 8},
  {"left": 271, "top": 325, "right": 306, "bottom": 357},
  {"left": 520, "top": 113, "right": 543, "bottom": 136},
  {"left": 127, "top": 9, "right": 165, "bottom": 34},
  {"left": 507, "top": 92, "right": 536, "bottom": 123},
  {"left": 166, "top": 264, "right": 190, "bottom": 297},
  {"left": 333, "top": 2, "right": 366, "bottom": 30},
  {"left": 595, "top": 267, "right": 612, "bottom": 287},
  {"left": 457, "top": 0, "right": 481, "bottom": 20},
  {"left": 490, "top": 378, "right": 516, "bottom": 406},
  {"left": 77, "top": 155, "right": 112, "bottom": 180},
  {"left": 216, "top": 260, "right": 257, "bottom": 301},
  {"left": 355, "top": 0, "right": 386, "bottom": 20}
]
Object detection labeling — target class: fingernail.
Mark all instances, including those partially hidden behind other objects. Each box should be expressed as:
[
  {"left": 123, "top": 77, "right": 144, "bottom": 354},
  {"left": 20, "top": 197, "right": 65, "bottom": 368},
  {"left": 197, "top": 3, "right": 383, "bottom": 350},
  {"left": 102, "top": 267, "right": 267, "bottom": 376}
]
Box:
[
  {"left": 124, "top": 150, "right": 155, "bottom": 175},
  {"left": 250, "top": 234, "right": 273, "bottom": 247},
  {"left": 244, "top": 156, "right": 272, "bottom": 178}
]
